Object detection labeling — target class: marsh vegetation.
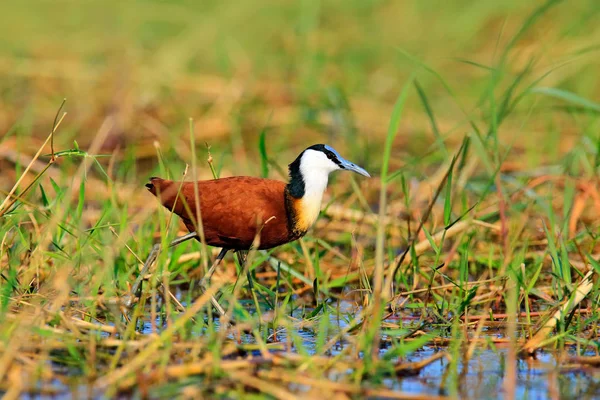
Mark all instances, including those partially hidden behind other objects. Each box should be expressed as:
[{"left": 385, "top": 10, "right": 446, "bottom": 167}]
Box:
[{"left": 2, "top": 1, "right": 600, "bottom": 398}]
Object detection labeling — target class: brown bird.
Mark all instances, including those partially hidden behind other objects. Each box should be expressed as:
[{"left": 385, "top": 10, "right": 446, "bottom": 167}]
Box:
[{"left": 133, "top": 144, "right": 370, "bottom": 314}]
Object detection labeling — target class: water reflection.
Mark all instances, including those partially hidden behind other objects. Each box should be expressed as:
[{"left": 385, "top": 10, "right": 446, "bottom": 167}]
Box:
[{"left": 32, "top": 295, "right": 600, "bottom": 399}]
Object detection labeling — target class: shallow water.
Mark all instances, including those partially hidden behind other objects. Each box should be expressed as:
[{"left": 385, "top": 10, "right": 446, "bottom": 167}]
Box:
[
  {"left": 37, "top": 348, "right": 600, "bottom": 400},
  {"left": 387, "top": 346, "right": 600, "bottom": 399},
  {"left": 28, "top": 297, "right": 600, "bottom": 399},
  {"left": 193, "top": 300, "right": 600, "bottom": 399}
]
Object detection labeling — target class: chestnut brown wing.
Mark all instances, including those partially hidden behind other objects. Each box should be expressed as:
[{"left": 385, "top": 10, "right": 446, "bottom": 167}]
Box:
[{"left": 147, "top": 176, "right": 292, "bottom": 250}]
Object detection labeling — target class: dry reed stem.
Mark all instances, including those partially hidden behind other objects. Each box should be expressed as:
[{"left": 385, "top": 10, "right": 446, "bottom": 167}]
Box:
[
  {"left": 227, "top": 370, "right": 299, "bottom": 400},
  {"left": 258, "top": 368, "right": 448, "bottom": 399},
  {"left": 0, "top": 136, "right": 153, "bottom": 214},
  {"left": 3, "top": 365, "right": 23, "bottom": 400},
  {"left": 463, "top": 309, "right": 593, "bottom": 321},
  {"left": 395, "top": 351, "right": 448, "bottom": 374},
  {"left": 0, "top": 112, "right": 66, "bottom": 216},
  {"left": 164, "top": 358, "right": 269, "bottom": 378},
  {"left": 564, "top": 356, "right": 600, "bottom": 366},
  {"left": 522, "top": 269, "right": 595, "bottom": 355},
  {"left": 361, "top": 388, "right": 447, "bottom": 400},
  {"left": 466, "top": 313, "right": 489, "bottom": 360},
  {"left": 95, "top": 282, "right": 222, "bottom": 388},
  {"left": 394, "top": 277, "right": 503, "bottom": 298}
]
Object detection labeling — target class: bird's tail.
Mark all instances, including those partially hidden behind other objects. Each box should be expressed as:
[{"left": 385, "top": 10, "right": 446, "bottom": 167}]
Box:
[
  {"left": 145, "top": 176, "right": 169, "bottom": 196},
  {"left": 146, "top": 177, "right": 182, "bottom": 211},
  {"left": 145, "top": 177, "right": 197, "bottom": 222}
]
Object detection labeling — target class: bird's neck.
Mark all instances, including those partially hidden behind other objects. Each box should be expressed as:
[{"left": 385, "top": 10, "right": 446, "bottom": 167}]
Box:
[{"left": 285, "top": 167, "right": 328, "bottom": 236}]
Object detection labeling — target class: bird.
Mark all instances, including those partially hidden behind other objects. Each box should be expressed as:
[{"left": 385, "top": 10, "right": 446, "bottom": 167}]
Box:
[{"left": 133, "top": 144, "right": 370, "bottom": 315}]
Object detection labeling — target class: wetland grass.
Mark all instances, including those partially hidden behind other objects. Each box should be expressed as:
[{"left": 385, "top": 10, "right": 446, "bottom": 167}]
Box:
[{"left": 2, "top": 1, "right": 600, "bottom": 398}]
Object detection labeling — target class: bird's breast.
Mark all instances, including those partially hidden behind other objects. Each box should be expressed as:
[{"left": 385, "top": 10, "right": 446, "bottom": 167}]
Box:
[{"left": 286, "top": 192, "right": 323, "bottom": 236}]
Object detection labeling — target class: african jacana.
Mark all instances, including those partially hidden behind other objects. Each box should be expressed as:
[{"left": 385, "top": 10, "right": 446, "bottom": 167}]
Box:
[{"left": 135, "top": 144, "right": 370, "bottom": 315}]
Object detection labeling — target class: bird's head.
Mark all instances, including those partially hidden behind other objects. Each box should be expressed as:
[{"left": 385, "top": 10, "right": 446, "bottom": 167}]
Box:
[
  {"left": 292, "top": 144, "right": 370, "bottom": 177},
  {"left": 284, "top": 144, "right": 370, "bottom": 234},
  {"left": 287, "top": 144, "right": 370, "bottom": 198}
]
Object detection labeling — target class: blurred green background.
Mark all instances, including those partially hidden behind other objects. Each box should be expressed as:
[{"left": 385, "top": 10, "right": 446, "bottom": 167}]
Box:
[
  {"left": 1, "top": 0, "right": 599, "bottom": 180},
  {"left": 2, "top": 3, "right": 600, "bottom": 398}
]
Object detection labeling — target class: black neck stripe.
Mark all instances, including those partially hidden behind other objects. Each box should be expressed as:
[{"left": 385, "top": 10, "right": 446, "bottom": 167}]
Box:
[{"left": 286, "top": 150, "right": 305, "bottom": 198}]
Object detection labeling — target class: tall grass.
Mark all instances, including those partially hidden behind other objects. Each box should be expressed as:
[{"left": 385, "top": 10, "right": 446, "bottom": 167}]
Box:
[{"left": 1, "top": 0, "right": 600, "bottom": 398}]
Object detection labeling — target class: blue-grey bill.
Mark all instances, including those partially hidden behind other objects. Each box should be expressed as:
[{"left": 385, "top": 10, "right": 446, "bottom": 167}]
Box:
[{"left": 340, "top": 159, "right": 371, "bottom": 177}]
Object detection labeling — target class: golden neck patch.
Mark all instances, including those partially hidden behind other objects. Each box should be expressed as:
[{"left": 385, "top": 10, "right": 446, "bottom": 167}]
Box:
[{"left": 286, "top": 193, "right": 323, "bottom": 237}]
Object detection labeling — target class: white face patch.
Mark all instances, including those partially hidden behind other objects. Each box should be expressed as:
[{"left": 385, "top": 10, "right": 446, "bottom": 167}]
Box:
[
  {"left": 297, "top": 149, "right": 341, "bottom": 229},
  {"left": 301, "top": 148, "right": 341, "bottom": 174}
]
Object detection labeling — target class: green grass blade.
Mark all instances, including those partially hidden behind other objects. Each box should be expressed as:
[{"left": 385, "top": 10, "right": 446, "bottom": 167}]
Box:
[
  {"left": 529, "top": 87, "right": 600, "bottom": 113},
  {"left": 258, "top": 125, "right": 270, "bottom": 178}
]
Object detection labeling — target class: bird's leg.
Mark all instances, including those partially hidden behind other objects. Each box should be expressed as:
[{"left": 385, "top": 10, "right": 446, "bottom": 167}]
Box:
[
  {"left": 235, "top": 251, "right": 250, "bottom": 284},
  {"left": 199, "top": 285, "right": 227, "bottom": 317},
  {"left": 198, "top": 248, "right": 229, "bottom": 317},
  {"left": 235, "top": 251, "right": 262, "bottom": 318},
  {"left": 126, "top": 231, "right": 199, "bottom": 308},
  {"left": 199, "top": 247, "right": 229, "bottom": 287}
]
